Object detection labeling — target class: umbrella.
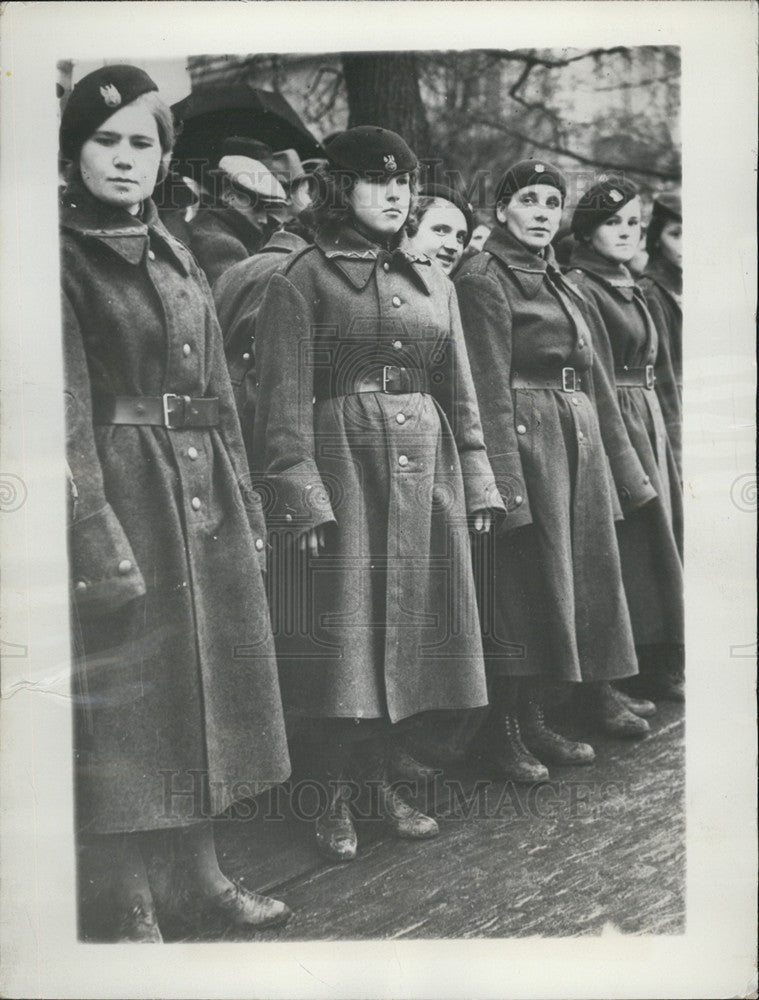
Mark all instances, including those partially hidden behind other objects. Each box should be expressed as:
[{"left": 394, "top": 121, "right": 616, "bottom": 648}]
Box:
[{"left": 170, "top": 84, "right": 324, "bottom": 181}]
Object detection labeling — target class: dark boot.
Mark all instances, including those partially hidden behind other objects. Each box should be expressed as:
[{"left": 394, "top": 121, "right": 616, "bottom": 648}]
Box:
[
  {"left": 583, "top": 681, "right": 650, "bottom": 739},
  {"left": 478, "top": 677, "right": 550, "bottom": 783},
  {"left": 614, "top": 687, "right": 657, "bottom": 718},
  {"left": 362, "top": 740, "right": 439, "bottom": 840},
  {"left": 626, "top": 645, "right": 685, "bottom": 702},
  {"left": 313, "top": 738, "right": 358, "bottom": 862},
  {"left": 520, "top": 681, "right": 595, "bottom": 765},
  {"left": 115, "top": 892, "right": 163, "bottom": 943}
]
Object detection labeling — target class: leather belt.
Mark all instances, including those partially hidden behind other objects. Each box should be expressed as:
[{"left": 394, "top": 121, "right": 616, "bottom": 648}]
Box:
[
  {"left": 92, "top": 393, "right": 220, "bottom": 429},
  {"left": 318, "top": 365, "right": 428, "bottom": 400},
  {"left": 615, "top": 365, "right": 656, "bottom": 389},
  {"left": 511, "top": 367, "right": 583, "bottom": 393}
]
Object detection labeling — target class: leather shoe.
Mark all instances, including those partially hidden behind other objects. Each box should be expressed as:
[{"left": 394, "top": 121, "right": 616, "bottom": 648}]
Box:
[
  {"left": 586, "top": 682, "right": 650, "bottom": 739},
  {"left": 315, "top": 784, "right": 357, "bottom": 861},
  {"left": 614, "top": 688, "right": 657, "bottom": 718},
  {"left": 520, "top": 692, "right": 595, "bottom": 765},
  {"left": 201, "top": 882, "right": 292, "bottom": 933},
  {"left": 115, "top": 893, "right": 163, "bottom": 943},
  {"left": 375, "top": 780, "right": 439, "bottom": 839}
]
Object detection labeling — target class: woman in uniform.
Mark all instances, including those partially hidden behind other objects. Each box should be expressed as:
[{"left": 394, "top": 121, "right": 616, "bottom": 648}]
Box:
[
  {"left": 60, "top": 66, "right": 291, "bottom": 941},
  {"left": 640, "top": 191, "right": 683, "bottom": 480},
  {"left": 455, "top": 159, "right": 657, "bottom": 784},
  {"left": 568, "top": 179, "right": 684, "bottom": 702},
  {"left": 252, "top": 126, "right": 503, "bottom": 860}
]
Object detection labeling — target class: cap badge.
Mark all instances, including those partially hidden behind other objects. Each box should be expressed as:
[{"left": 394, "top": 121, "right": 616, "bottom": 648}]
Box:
[
  {"left": 609, "top": 188, "right": 623, "bottom": 203},
  {"left": 99, "top": 84, "right": 122, "bottom": 108},
  {"left": 383, "top": 154, "right": 397, "bottom": 172},
  {"left": 534, "top": 163, "right": 545, "bottom": 173}
]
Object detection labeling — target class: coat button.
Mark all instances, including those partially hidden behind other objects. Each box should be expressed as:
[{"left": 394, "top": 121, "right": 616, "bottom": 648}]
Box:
[
  {"left": 572, "top": 397, "right": 580, "bottom": 406},
  {"left": 643, "top": 475, "right": 650, "bottom": 485},
  {"left": 392, "top": 296, "right": 402, "bottom": 307},
  {"left": 255, "top": 538, "right": 264, "bottom": 551},
  {"left": 398, "top": 455, "right": 409, "bottom": 467},
  {"left": 285, "top": 513, "right": 293, "bottom": 522},
  {"left": 514, "top": 495, "right": 523, "bottom": 505},
  {"left": 393, "top": 340, "right": 403, "bottom": 349},
  {"left": 118, "top": 559, "right": 133, "bottom": 574},
  {"left": 396, "top": 413, "right": 406, "bottom": 425},
  {"left": 187, "top": 446, "right": 198, "bottom": 460},
  {"left": 147, "top": 249, "right": 156, "bottom": 261},
  {"left": 191, "top": 497, "right": 201, "bottom": 510},
  {"left": 578, "top": 339, "right": 585, "bottom": 348},
  {"left": 183, "top": 343, "right": 192, "bottom": 357},
  {"left": 242, "top": 352, "right": 251, "bottom": 361},
  {"left": 578, "top": 431, "right": 584, "bottom": 441},
  {"left": 516, "top": 424, "right": 527, "bottom": 435},
  {"left": 383, "top": 262, "right": 390, "bottom": 272},
  {"left": 74, "top": 580, "right": 87, "bottom": 594}
]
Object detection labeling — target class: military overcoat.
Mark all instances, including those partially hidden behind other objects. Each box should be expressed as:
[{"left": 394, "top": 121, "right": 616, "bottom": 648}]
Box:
[
  {"left": 61, "top": 182, "right": 290, "bottom": 834},
  {"left": 640, "top": 255, "right": 682, "bottom": 477},
  {"left": 455, "top": 226, "right": 651, "bottom": 682},
  {"left": 163, "top": 204, "right": 264, "bottom": 286},
  {"left": 252, "top": 221, "right": 504, "bottom": 723},
  {"left": 567, "top": 243, "right": 684, "bottom": 648}
]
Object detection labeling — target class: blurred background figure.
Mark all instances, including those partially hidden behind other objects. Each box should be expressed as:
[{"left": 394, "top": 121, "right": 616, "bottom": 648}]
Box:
[{"left": 469, "top": 223, "right": 491, "bottom": 253}]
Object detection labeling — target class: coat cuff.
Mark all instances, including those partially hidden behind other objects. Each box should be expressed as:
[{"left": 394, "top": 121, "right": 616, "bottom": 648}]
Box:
[
  {"left": 258, "top": 459, "right": 336, "bottom": 532},
  {"left": 488, "top": 452, "right": 533, "bottom": 533},
  {"left": 459, "top": 451, "right": 508, "bottom": 516},
  {"left": 606, "top": 445, "right": 658, "bottom": 513},
  {"left": 238, "top": 481, "right": 269, "bottom": 574},
  {"left": 70, "top": 504, "right": 146, "bottom": 617}
]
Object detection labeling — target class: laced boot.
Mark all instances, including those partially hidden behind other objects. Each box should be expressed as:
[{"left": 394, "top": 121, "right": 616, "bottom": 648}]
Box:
[
  {"left": 614, "top": 687, "right": 657, "bottom": 718},
  {"left": 387, "top": 740, "right": 440, "bottom": 786},
  {"left": 115, "top": 892, "right": 163, "bottom": 943},
  {"left": 363, "top": 741, "right": 439, "bottom": 840},
  {"left": 483, "top": 712, "right": 551, "bottom": 783},
  {"left": 519, "top": 682, "right": 595, "bottom": 765},
  {"left": 583, "top": 681, "right": 650, "bottom": 739},
  {"left": 199, "top": 882, "right": 292, "bottom": 933},
  {"left": 315, "top": 781, "right": 358, "bottom": 861}
]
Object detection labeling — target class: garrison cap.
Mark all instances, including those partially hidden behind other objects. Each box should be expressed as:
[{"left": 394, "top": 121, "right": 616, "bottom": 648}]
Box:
[
  {"left": 571, "top": 176, "right": 639, "bottom": 238},
  {"left": 60, "top": 64, "right": 158, "bottom": 162},
  {"left": 494, "top": 159, "right": 567, "bottom": 207},
  {"left": 420, "top": 183, "right": 475, "bottom": 244},
  {"left": 324, "top": 126, "right": 417, "bottom": 177}
]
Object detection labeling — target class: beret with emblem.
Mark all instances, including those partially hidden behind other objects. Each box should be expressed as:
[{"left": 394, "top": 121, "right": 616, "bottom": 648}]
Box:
[
  {"left": 494, "top": 158, "right": 567, "bottom": 207},
  {"left": 324, "top": 126, "right": 417, "bottom": 177},
  {"left": 571, "top": 176, "right": 639, "bottom": 238},
  {"left": 646, "top": 190, "right": 682, "bottom": 254},
  {"left": 60, "top": 64, "right": 158, "bottom": 162},
  {"left": 419, "top": 183, "right": 475, "bottom": 243}
]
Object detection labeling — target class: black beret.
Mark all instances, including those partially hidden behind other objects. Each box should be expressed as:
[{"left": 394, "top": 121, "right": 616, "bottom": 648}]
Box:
[
  {"left": 646, "top": 190, "right": 682, "bottom": 254},
  {"left": 419, "top": 183, "right": 475, "bottom": 243},
  {"left": 60, "top": 64, "right": 158, "bottom": 162},
  {"left": 571, "top": 176, "right": 639, "bottom": 238},
  {"left": 324, "top": 126, "right": 417, "bottom": 177},
  {"left": 494, "top": 158, "right": 567, "bottom": 206}
]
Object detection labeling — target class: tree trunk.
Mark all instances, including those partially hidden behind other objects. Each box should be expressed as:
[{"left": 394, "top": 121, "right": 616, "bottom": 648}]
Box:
[{"left": 341, "top": 53, "right": 431, "bottom": 157}]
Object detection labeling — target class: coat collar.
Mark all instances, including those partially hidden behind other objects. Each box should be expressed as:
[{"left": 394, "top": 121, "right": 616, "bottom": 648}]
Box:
[
  {"left": 314, "top": 221, "right": 433, "bottom": 294},
  {"left": 482, "top": 225, "right": 564, "bottom": 299},
  {"left": 261, "top": 229, "right": 309, "bottom": 255},
  {"left": 644, "top": 255, "right": 682, "bottom": 301},
  {"left": 569, "top": 242, "right": 637, "bottom": 301},
  {"left": 60, "top": 180, "right": 190, "bottom": 275}
]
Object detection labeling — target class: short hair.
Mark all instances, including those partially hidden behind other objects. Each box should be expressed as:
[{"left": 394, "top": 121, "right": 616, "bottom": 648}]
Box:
[
  {"left": 133, "top": 91, "right": 175, "bottom": 155},
  {"left": 310, "top": 164, "right": 419, "bottom": 231}
]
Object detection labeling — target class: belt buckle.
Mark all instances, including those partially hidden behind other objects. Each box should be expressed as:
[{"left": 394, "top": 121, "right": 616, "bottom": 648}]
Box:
[
  {"left": 561, "top": 367, "right": 577, "bottom": 393},
  {"left": 645, "top": 364, "right": 655, "bottom": 389},
  {"left": 382, "top": 365, "right": 397, "bottom": 392},
  {"left": 162, "top": 393, "right": 184, "bottom": 429}
]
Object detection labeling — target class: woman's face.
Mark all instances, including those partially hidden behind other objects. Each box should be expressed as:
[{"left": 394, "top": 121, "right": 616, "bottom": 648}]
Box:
[
  {"left": 348, "top": 173, "right": 411, "bottom": 236},
  {"left": 79, "top": 101, "right": 163, "bottom": 214},
  {"left": 657, "top": 218, "right": 682, "bottom": 269},
  {"left": 589, "top": 196, "right": 642, "bottom": 264},
  {"left": 412, "top": 199, "right": 468, "bottom": 274},
  {"left": 469, "top": 224, "right": 490, "bottom": 252},
  {"left": 498, "top": 184, "right": 563, "bottom": 251}
]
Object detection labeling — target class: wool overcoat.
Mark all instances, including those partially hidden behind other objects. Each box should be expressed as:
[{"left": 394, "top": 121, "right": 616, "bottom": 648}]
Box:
[
  {"left": 251, "top": 221, "right": 504, "bottom": 723},
  {"left": 213, "top": 229, "right": 309, "bottom": 463},
  {"left": 62, "top": 183, "right": 290, "bottom": 834},
  {"left": 640, "top": 255, "right": 682, "bottom": 477},
  {"left": 163, "top": 204, "right": 264, "bottom": 287},
  {"left": 567, "top": 243, "right": 684, "bottom": 648},
  {"left": 455, "top": 226, "right": 651, "bottom": 682}
]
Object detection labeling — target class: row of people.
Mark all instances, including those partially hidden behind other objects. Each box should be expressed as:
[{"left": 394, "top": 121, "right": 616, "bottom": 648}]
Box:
[{"left": 61, "top": 66, "right": 682, "bottom": 943}]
